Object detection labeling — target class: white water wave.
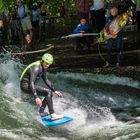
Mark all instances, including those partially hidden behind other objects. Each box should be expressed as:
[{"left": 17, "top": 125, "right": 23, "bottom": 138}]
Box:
[{"left": 52, "top": 72, "right": 140, "bottom": 89}]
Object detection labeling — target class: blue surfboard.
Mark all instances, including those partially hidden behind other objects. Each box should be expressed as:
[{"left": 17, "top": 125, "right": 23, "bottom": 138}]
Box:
[{"left": 39, "top": 115, "right": 73, "bottom": 126}]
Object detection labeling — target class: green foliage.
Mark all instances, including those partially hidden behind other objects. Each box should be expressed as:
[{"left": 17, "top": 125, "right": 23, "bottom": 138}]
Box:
[
  {"left": 0, "top": 0, "right": 76, "bottom": 16},
  {"left": 0, "top": 0, "right": 77, "bottom": 38},
  {"left": 0, "top": 0, "right": 14, "bottom": 11}
]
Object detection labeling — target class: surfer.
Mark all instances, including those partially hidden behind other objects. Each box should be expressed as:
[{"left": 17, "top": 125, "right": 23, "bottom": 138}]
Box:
[{"left": 20, "top": 53, "right": 64, "bottom": 120}]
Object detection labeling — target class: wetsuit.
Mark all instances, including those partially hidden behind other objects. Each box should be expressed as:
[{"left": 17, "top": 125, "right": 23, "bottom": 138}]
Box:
[
  {"left": 106, "top": 15, "right": 123, "bottom": 64},
  {"left": 20, "top": 61, "right": 55, "bottom": 114}
]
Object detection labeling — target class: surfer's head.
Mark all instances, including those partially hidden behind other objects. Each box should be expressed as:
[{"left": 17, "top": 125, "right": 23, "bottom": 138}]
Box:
[
  {"left": 110, "top": 7, "right": 118, "bottom": 17},
  {"left": 41, "top": 53, "right": 54, "bottom": 69}
]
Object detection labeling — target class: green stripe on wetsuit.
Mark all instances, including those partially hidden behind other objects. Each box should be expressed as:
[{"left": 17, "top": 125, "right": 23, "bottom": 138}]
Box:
[{"left": 20, "top": 61, "right": 41, "bottom": 80}]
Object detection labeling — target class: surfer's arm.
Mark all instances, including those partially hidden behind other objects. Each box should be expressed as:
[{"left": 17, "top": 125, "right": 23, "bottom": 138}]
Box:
[
  {"left": 42, "top": 73, "right": 62, "bottom": 97},
  {"left": 30, "top": 66, "right": 39, "bottom": 98},
  {"left": 42, "top": 72, "right": 55, "bottom": 92}
]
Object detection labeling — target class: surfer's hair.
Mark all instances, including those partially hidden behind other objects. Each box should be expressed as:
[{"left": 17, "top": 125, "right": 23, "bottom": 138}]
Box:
[{"left": 111, "top": 6, "right": 118, "bottom": 11}]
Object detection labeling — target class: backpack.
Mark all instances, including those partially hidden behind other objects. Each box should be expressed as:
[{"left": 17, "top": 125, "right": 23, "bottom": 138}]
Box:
[{"left": 17, "top": 4, "right": 27, "bottom": 18}]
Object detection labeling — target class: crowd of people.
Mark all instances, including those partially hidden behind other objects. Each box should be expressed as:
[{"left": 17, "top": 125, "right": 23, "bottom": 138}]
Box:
[
  {"left": 75, "top": 0, "right": 140, "bottom": 67},
  {"left": 76, "top": 0, "right": 139, "bottom": 27},
  {"left": 0, "top": 0, "right": 139, "bottom": 67},
  {"left": 0, "top": 0, "right": 49, "bottom": 54}
]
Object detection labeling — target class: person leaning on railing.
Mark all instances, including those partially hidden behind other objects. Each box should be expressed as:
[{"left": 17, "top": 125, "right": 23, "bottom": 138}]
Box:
[{"left": 73, "top": 18, "right": 91, "bottom": 54}]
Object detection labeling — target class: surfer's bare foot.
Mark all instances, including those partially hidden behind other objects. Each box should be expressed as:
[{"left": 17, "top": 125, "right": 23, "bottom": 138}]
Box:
[
  {"left": 51, "top": 113, "right": 64, "bottom": 120},
  {"left": 39, "top": 112, "right": 49, "bottom": 117}
]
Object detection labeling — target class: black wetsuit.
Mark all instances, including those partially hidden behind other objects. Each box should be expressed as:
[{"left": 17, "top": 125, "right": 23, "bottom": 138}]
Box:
[{"left": 20, "top": 61, "right": 55, "bottom": 114}]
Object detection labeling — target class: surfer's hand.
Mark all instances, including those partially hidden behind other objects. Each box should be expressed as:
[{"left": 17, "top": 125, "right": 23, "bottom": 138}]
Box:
[
  {"left": 55, "top": 91, "right": 63, "bottom": 97},
  {"left": 35, "top": 97, "right": 42, "bottom": 107}
]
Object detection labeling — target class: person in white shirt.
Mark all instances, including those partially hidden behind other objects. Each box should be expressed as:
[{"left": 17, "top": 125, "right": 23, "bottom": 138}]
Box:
[
  {"left": 76, "top": 0, "right": 90, "bottom": 22},
  {"left": 90, "top": 0, "right": 105, "bottom": 32}
]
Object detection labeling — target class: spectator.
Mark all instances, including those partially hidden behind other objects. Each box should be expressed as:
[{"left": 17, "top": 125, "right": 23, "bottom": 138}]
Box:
[
  {"left": 136, "top": 0, "right": 140, "bottom": 30},
  {"left": 73, "top": 18, "right": 91, "bottom": 53},
  {"left": 8, "top": 10, "right": 21, "bottom": 45},
  {"left": 22, "top": 33, "right": 32, "bottom": 51},
  {"left": 59, "top": 5, "right": 66, "bottom": 17},
  {"left": 0, "top": 12, "right": 9, "bottom": 45},
  {"left": 110, "top": 0, "right": 127, "bottom": 14},
  {"left": 39, "top": 3, "right": 47, "bottom": 17},
  {"left": 20, "top": 33, "right": 32, "bottom": 63},
  {"left": 0, "top": 19, "right": 5, "bottom": 53},
  {"left": 76, "top": 0, "right": 90, "bottom": 22},
  {"left": 90, "top": 0, "right": 105, "bottom": 32},
  {"left": 104, "top": 6, "right": 123, "bottom": 68},
  {"left": 31, "top": 2, "right": 39, "bottom": 30},
  {"left": 31, "top": 2, "right": 40, "bottom": 47},
  {"left": 17, "top": 0, "right": 32, "bottom": 39},
  {"left": 38, "top": 3, "right": 48, "bottom": 42}
]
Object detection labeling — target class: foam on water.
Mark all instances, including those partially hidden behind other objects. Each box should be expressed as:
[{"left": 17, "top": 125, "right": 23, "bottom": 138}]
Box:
[
  {"left": 51, "top": 92, "right": 123, "bottom": 138},
  {"left": 39, "top": 137, "right": 68, "bottom": 140},
  {"left": 0, "top": 129, "right": 23, "bottom": 139}
]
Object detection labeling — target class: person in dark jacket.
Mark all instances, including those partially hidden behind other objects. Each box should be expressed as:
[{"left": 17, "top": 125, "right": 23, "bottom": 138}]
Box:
[
  {"left": 73, "top": 18, "right": 91, "bottom": 53},
  {"left": 104, "top": 6, "right": 123, "bottom": 67}
]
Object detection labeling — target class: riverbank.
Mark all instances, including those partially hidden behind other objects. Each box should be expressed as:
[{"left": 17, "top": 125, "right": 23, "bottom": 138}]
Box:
[{"left": 8, "top": 30, "right": 140, "bottom": 81}]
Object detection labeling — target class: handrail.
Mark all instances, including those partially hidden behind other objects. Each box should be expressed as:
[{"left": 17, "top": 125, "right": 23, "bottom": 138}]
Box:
[{"left": 11, "top": 45, "right": 54, "bottom": 55}]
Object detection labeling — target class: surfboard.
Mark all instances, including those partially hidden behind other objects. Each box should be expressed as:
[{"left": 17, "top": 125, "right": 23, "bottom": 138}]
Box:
[
  {"left": 38, "top": 115, "right": 73, "bottom": 126},
  {"left": 61, "top": 33, "right": 99, "bottom": 39},
  {"left": 97, "top": 12, "right": 129, "bottom": 43}
]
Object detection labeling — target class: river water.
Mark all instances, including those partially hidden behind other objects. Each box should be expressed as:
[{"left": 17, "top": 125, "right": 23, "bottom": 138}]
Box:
[{"left": 0, "top": 59, "right": 140, "bottom": 140}]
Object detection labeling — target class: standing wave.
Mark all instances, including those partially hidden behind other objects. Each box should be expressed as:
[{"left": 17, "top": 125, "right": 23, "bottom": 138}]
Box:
[{"left": 0, "top": 59, "right": 140, "bottom": 140}]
